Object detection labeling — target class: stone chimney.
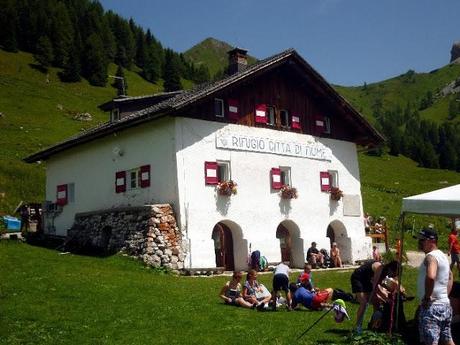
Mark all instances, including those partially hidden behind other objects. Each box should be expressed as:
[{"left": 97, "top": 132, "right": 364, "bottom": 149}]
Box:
[{"left": 227, "top": 47, "right": 248, "bottom": 75}]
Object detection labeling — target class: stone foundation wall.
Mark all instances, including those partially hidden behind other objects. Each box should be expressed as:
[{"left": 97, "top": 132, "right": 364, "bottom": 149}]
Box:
[{"left": 68, "top": 204, "right": 186, "bottom": 270}]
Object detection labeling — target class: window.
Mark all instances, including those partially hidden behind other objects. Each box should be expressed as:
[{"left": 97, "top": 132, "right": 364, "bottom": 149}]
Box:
[
  {"left": 280, "top": 109, "right": 290, "bottom": 128},
  {"left": 128, "top": 168, "right": 140, "bottom": 190},
  {"left": 267, "top": 106, "right": 276, "bottom": 126},
  {"left": 324, "top": 116, "right": 331, "bottom": 134},
  {"left": 280, "top": 167, "right": 291, "bottom": 186},
  {"left": 214, "top": 98, "right": 224, "bottom": 118},
  {"left": 217, "top": 161, "right": 231, "bottom": 182},
  {"left": 111, "top": 108, "right": 120, "bottom": 122},
  {"left": 328, "top": 170, "right": 339, "bottom": 188}
]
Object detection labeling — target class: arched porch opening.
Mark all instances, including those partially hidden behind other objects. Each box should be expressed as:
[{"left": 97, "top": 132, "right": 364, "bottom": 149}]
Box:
[
  {"left": 211, "top": 220, "right": 247, "bottom": 271},
  {"left": 275, "top": 220, "right": 304, "bottom": 268},
  {"left": 326, "top": 220, "right": 352, "bottom": 264}
]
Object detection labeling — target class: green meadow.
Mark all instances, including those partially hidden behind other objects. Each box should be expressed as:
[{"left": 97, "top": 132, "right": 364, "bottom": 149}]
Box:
[{"left": 0, "top": 242, "right": 420, "bottom": 345}]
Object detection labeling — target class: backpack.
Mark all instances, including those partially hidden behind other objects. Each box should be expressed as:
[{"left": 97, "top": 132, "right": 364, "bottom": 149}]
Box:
[
  {"left": 259, "top": 256, "right": 268, "bottom": 271},
  {"left": 332, "top": 288, "right": 354, "bottom": 302},
  {"left": 250, "top": 250, "right": 261, "bottom": 270}
]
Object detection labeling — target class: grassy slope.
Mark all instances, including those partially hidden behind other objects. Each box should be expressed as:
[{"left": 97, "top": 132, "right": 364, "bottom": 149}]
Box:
[
  {"left": 184, "top": 37, "right": 258, "bottom": 78},
  {"left": 0, "top": 49, "right": 162, "bottom": 213},
  {"left": 0, "top": 242, "right": 421, "bottom": 345},
  {"left": 335, "top": 63, "right": 460, "bottom": 123}
]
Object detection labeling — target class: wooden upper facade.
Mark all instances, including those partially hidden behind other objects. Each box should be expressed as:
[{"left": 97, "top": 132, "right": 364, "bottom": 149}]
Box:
[{"left": 25, "top": 49, "right": 384, "bottom": 163}]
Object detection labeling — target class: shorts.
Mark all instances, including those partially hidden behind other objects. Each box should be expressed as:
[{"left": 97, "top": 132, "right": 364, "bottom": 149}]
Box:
[
  {"left": 273, "top": 274, "right": 289, "bottom": 292},
  {"left": 350, "top": 273, "right": 372, "bottom": 293},
  {"left": 311, "top": 291, "right": 329, "bottom": 309},
  {"left": 451, "top": 252, "right": 460, "bottom": 264},
  {"left": 418, "top": 303, "right": 453, "bottom": 344}
]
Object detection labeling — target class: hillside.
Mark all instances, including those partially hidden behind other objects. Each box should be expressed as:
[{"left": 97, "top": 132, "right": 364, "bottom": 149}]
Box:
[
  {"left": 184, "top": 37, "right": 258, "bottom": 78},
  {"left": 335, "top": 63, "right": 460, "bottom": 124},
  {"left": 0, "top": 49, "right": 162, "bottom": 213},
  {"left": 1, "top": 48, "right": 460, "bottom": 251}
]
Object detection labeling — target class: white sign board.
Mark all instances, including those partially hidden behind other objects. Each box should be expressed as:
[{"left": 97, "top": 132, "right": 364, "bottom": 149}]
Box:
[{"left": 215, "top": 131, "right": 332, "bottom": 161}]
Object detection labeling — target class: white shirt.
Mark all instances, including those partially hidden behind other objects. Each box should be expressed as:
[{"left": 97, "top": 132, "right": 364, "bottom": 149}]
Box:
[{"left": 417, "top": 249, "right": 450, "bottom": 304}]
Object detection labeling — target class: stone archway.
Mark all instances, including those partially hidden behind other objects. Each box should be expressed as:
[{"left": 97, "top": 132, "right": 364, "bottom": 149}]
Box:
[
  {"left": 326, "top": 220, "right": 352, "bottom": 264},
  {"left": 276, "top": 220, "right": 304, "bottom": 268},
  {"left": 211, "top": 220, "right": 247, "bottom": 271}
]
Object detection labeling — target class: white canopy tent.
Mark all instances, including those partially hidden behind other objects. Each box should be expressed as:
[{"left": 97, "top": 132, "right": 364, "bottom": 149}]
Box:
[{"left": 401, "top": 184, "right": 460, "bottom": 217}]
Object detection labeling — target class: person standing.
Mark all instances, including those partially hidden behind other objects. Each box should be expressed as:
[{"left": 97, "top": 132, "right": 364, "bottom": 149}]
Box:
[
  {"left": 416, "top": 228, "right": 454, "bottom": 345},
  {"left": 448, "top": 227, "right": 460, "bottom": 274},
  {"left": 271, "top": 262, "right": 292, "bottom": 311}
]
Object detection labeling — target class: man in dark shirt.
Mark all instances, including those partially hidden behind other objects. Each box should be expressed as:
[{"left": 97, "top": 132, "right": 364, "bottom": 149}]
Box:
[{"left": 306, "top": 242, "right": 324, "bottom": 268}]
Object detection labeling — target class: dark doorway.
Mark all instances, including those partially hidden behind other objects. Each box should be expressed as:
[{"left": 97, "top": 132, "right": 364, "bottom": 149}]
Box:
[
  {"left": 326, "top": 225, "right": 335, "bottom": 246},
  {"left": 212, "top": 223, "right": 234, "bottom": 271},
  {"left": 276, "top": 224, "right": 291, "bottom": 263}
]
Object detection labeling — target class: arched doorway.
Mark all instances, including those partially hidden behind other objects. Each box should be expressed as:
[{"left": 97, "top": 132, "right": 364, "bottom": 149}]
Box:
[
  {"left": 276, "top": 224, "right": 291, "bottom": 263},
  {"left": 276, "top": 220, "right": 304, "bottom": 268},
  {"left": 326, "top": 220, "right": 351, "bottom": 264},
  {"left": 212, "top": 223, "right": 235, "bottom": 271}
]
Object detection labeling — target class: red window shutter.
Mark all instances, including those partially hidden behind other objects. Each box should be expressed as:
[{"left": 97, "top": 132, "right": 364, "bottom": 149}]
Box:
[
  {"left": 255, "top": 104, "right": 267, "bottom": 124},
  {"left": 205, "top": 161, "right": 218, "bottom": 185},
  {"left": 56, "top": 184, "right": 68, "bottom": 205},
  {"left": 228, "top": 99, "right": 239, "bottom": 121},
  {"left": 115, "top": 171, "right": 126, "bottom": 193},
  {"left": 271, "top": 168, "right": 282, "bottom": 190},
  {"left": 320, "top": 171, "right": 331, "bottom": 191},
  {"left": 140, "top": 165, "right": 151, "bottom": 188},
  {"left": 291, "top": 114, "right": 301, "bottom": 129},
  {"left": 315, "top": 115, "right": 325, "bottom": 135}
]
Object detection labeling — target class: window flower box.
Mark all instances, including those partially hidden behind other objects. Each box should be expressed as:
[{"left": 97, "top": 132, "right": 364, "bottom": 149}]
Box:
[
  {"left": 216, "top": 180, "right": 237, "bottom": 196},
  {"left": 329, "top": 187, "right": 343, "bottom": 201},
  {"left": 280, "top": 185, "right": 298, "bottom": 199}
]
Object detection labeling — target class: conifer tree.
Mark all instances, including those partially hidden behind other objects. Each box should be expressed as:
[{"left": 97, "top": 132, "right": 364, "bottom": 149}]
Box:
[
  {"left": 34, "top": 35, "right": 54, "bottom": 69},
  {"left": 0, "top": 0, "right": 18, "bottom": 52},
  {"left": 142, "top": 44, "right": 161, "bottom": 83},
  {"left": 82, "top": 33, "right": 107, "bottom": 86},
  {"left": 50, "top": 2, "right": 73, "bottom": 67},
  {"left": 163, "top": 49, "right": 182, "bottom": 91},
  {"left": 60, "top": 41, "right": 81, "bottom": 82}
]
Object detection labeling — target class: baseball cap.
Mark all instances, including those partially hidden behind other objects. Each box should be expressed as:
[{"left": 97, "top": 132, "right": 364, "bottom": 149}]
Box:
[
  {"left": 299, "top": 273, "right": 310, "bottom": 282},
  {"left": 413, "top": 228, "right": 438, "bottom": 241}
]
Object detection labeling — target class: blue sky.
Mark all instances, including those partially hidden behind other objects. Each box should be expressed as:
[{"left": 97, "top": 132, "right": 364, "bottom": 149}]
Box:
[{"left": 99, "top": 0, "right": 460, "bottom": 86}]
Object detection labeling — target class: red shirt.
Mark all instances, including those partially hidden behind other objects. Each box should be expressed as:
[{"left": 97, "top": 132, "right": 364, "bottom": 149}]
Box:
[{"left": 448, "top": 233, "right": 460, "bottom": 254}]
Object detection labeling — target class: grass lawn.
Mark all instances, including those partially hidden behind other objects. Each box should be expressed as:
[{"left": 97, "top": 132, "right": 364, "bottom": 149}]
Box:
[{"left": 0, "top": 242, "right": 421, "bottom": 345}]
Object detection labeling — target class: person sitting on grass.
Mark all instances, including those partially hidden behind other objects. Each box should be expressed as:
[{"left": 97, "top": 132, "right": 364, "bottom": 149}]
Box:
[
  {"left": 289, "top": 283, "right": 333, "bottom": 311},
  {"left": 242, "top": 269, "right": 271, "bottom": 310},
  {"left": 297, "top": 263, "right": 314, "bottom": 290},
  {"left": 219, "top": 271, "right": 256, "bottom": 308}
]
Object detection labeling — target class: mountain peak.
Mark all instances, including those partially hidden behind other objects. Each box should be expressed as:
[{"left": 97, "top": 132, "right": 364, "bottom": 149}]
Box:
[{"left": 451, "top": 41, "right": 460, "bottom": 63}]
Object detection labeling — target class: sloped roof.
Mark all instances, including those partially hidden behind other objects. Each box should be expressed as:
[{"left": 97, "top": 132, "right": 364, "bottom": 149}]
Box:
[{"left": 24, "top": 49, "right": 384, "bottom": 163}]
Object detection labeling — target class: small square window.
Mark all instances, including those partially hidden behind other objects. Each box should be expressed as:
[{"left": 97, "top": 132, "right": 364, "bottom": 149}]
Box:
[
  {"left": 267, "top": 106, "right": 276, "bottom": 126},
  {"left": 328, "top": 170, "right": 339, "bottom": 188},
  {"left": 324, "top": 116, "right": 331, "bottom": 134},
  {"left": 128, "top": 168, "right": 140, "bottom": 190},
  {"left": 280, "top": 109, "right": 290, "bottom": 128},
  {"left": 217, "top": 161, "right": 231, "bottom": 182},
  {"left": 280, "top": 166, "right": 291, "bottom": 186},
  {"left": 214, "top": 98, "right": 224, "bottom": 118}
]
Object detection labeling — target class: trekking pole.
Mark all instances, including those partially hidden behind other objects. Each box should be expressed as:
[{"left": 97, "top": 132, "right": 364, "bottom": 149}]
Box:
[{"left": 296, "top": 305, "right": 334, "bottom": 341}]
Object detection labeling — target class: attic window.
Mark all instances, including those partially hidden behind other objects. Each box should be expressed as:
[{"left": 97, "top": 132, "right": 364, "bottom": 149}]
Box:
[
  {"left": 280, "top": 110, "right": 290, "bottom": 128},
  {"left": 111, "top": 108, "right": 120, "bottom": 122},
  {"left": 267, "top": 106, "right": 276, "bottom": 126},
  {"left": 214, "top": 98, "right": 224, "bottom": 118},
  {"left": 324, "top": 116, "right": 331, "bottom": 134}
]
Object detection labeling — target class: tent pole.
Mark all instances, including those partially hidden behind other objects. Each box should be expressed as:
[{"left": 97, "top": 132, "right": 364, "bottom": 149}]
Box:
[{"left": 392, "top": 212, "right": 405, "bottom": 334}]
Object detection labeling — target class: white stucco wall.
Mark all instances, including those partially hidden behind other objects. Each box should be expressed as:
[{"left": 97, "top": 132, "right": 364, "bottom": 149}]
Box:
[
  {"left": 175, "top": 118, "right": 371, "bottom": 269},
  {"left": 45, "top": 118, "right": 179, "bottom": 235}
]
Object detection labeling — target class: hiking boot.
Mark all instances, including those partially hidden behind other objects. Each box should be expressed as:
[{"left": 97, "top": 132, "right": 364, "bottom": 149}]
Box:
[
  {"left": 256, "top": 302, "right": 265, "bottom": 311},
  {"left": 251, "top": 302, "right": 258, "bottom": 309}
]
